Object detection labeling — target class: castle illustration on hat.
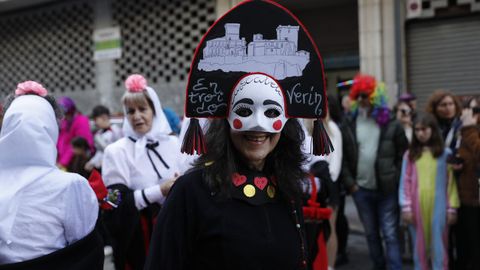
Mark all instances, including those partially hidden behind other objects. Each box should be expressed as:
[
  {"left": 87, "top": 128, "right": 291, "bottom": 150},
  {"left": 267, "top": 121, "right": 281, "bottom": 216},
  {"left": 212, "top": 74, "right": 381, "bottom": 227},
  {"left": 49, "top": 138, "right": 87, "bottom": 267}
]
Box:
[{"left": 182, "top": 0, "right": 331, "bottom": 155}]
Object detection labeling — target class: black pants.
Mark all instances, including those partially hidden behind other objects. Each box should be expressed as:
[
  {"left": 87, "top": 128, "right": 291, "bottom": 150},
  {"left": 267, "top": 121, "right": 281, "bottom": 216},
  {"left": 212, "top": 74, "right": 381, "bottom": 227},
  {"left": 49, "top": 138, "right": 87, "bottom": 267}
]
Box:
[{"left": 456, "top": 205, "right": 480, "bottom": 270}]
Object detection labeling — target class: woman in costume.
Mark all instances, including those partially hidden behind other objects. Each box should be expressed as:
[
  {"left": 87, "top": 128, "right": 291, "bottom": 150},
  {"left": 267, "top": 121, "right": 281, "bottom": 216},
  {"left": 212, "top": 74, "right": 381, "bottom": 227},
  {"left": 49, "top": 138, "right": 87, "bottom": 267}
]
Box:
[
  {"left": 399, "top": 113, "right": 459, "bottom": 270},
  {"left": 146, "top": 72, "right": 311, "bottom": 270},
  {"left": 145, "top": 1, "right": 333, "bottom": 269},
  {"left": 0, "top": 81, "right": 102, "bottom": 269},
  {"left": 101, "top": 74, "right": 184, "bottom": 270}
]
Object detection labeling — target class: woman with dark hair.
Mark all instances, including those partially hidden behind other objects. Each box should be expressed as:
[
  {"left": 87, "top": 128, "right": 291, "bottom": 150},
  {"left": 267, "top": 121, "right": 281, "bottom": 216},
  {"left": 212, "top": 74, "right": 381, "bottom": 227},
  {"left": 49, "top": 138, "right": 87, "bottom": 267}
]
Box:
[
  {"left": 425, "top": 90, "right": 462, "bottom": 151},
  {"left": 145, "top": 2, "right": 333, "bottom": 269},
  {"left": 145, "top": 73, "right": 311, "bottom": 270},
  {"left": 399, "top": 113, "right": 459, "bottom": 270},
  {"left": 0, "top": 81, "right": 103, "bottom": 269}
]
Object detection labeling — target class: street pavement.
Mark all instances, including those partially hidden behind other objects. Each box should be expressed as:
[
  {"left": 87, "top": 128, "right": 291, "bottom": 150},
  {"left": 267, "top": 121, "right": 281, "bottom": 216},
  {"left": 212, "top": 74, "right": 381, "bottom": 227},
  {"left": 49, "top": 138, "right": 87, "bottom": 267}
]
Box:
[
  {"left": 103, "top": 196, "right": 413, "bottom": 270},
  {"left": 337, "top": 196, "right": 413, "bottom": 270}
]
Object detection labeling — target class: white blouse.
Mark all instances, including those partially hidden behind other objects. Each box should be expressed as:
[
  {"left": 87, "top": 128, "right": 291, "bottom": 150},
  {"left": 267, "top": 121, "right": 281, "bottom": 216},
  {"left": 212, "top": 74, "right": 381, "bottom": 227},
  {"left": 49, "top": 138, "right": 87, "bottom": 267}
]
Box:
[{"left": 102, "top": 135, "right": 185, "bottom": 210}]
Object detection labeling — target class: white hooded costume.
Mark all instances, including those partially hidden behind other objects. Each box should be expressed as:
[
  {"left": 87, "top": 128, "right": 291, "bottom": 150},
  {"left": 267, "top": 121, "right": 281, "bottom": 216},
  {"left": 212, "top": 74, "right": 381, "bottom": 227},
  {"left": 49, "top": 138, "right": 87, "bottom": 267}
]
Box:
[
  {"left": 0, "top": 95, "right": 98, "bottom": 263},
  {"left": 102, "top": 87, "right": 185, "bottom": 209}
]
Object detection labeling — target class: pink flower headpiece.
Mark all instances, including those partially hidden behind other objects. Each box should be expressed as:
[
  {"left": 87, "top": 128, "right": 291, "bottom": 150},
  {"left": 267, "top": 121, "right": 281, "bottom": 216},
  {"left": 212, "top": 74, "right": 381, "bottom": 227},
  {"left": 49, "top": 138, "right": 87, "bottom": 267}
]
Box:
[
  {"left": 15, "top": 81, "right": 48, "bottom": 97},
  {"left": 125, "top": 74, "right": 147, "bottom": 93}
]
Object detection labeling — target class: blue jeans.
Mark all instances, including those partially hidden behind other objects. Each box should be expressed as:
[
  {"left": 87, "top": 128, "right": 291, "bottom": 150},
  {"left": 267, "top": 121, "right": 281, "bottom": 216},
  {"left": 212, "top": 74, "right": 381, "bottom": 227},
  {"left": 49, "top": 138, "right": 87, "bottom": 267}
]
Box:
[{"left": 352, "top": 187, "right": 402, "bottom": 270}]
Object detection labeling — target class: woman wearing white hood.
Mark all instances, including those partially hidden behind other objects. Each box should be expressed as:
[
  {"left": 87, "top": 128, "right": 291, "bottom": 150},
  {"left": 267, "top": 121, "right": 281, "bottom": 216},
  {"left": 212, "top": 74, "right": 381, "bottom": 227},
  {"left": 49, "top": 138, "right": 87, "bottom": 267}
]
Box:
[
  {"left": 101, "top": 74, "right": 183, "bottom": 270},
  {"left": 0, "top": 81, "right": 102, "bottom": 269}
]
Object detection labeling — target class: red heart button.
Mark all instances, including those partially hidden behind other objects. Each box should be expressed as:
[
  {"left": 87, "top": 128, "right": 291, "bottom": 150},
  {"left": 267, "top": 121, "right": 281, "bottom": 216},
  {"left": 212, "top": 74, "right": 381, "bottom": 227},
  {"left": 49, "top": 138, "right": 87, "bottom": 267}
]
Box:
[
  {"left": 254, "top": 177, "right": 268, "bottom": 190},
  {"left": 232, "top": 173, "right": 247, "bottom": 187}
]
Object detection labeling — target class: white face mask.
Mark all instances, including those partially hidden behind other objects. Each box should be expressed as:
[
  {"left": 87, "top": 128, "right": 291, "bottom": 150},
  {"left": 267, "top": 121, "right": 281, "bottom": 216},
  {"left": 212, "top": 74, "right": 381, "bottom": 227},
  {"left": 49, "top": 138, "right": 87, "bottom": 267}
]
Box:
[{"left": 228, "top": 74, "right": 288, "bottom": 133}]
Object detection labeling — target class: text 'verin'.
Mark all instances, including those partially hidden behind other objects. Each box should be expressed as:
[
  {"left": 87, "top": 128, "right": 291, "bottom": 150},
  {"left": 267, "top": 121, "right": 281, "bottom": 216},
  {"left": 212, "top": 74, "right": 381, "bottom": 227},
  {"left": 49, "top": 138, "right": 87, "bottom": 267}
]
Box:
[{"left": 286, "top": 83, "right": 323, "bottom": 115}]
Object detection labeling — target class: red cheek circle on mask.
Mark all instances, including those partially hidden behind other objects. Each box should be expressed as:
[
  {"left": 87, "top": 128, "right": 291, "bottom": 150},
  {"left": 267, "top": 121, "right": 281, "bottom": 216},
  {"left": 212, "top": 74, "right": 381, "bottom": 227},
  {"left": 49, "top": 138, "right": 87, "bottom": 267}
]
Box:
[
  {"left": 233, "top": 119, "right": 243, "bottom": 129},
  {"left": 273, "top": 120, "right": 282, "bottom": 131}
]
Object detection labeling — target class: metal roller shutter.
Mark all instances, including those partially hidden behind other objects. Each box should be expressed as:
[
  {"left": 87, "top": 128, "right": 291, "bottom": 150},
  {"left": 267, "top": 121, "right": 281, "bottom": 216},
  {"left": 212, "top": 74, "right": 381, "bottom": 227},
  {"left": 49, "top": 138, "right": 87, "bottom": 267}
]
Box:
[{"left": 406, "top": 15, "right": 480, "bottom": 107}]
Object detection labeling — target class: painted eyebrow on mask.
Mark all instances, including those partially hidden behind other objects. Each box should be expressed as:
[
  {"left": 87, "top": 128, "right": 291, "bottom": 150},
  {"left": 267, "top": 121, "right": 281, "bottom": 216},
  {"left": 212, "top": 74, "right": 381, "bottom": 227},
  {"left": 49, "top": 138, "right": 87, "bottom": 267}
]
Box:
[
  {"left": 263, "top": 99, "right": 281, "bottom": 107},
  {"left": 233, "top": 98, "right": 254, "bottom": 108}
]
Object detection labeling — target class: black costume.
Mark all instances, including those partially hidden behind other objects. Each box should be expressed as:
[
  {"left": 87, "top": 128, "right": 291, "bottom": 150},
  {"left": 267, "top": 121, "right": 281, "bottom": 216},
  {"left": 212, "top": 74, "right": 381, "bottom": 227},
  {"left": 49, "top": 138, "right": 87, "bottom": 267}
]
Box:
[
  {"left": 103, "top": 184, "right": 159, "bottom": 270},
  {"left": 0, "top": 230, "right": 104, "bottom": 270},
  {"left": 145, "top": 167, "right": 306, "bottom": 270}
]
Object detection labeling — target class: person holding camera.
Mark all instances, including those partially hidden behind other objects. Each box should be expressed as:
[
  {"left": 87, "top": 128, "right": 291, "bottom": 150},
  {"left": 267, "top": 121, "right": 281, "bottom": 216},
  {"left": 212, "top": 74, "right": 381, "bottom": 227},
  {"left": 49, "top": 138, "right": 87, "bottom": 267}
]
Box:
[
  {"left": 395, "top": 100, "right": 414, "bottom": 143},
  {"left": 454, "top": 96, "right": 480, "bottom": 270}
]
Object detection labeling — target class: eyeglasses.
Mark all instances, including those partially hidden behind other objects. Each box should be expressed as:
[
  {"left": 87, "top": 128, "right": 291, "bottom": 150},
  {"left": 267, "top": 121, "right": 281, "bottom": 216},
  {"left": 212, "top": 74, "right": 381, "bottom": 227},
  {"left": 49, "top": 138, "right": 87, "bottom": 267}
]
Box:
[
  {"left": 400, "top": 109, "right": 411, "bottom": 115},
  {"left": 358, "top": 93, "right": 369, "bottom": 100}
]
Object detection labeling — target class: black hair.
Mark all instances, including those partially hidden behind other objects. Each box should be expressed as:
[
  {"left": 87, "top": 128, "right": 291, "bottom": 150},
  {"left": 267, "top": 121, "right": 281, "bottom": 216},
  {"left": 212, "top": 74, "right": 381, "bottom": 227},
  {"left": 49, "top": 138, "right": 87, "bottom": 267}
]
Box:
[
  {"left": 408, "top": 113, "right": 444, "bottom": 161},
  {"left": 3, "top": 93, "right": 63, "bottom": 120},
  {"left": 91, "top": 105, "right": 110, "bottom": 118},
  {"left": 194, "top": 118, "right": 307, "bottom": 202},
  {"left": 71, "top": 136, "right": 90, "bottom": 151}
]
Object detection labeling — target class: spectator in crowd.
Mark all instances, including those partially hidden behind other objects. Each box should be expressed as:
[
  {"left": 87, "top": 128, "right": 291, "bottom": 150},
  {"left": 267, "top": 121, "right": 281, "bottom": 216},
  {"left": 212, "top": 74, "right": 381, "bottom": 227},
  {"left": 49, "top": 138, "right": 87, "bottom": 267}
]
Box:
[
  {"left": 399, "top": 92, "right": 417, "bottom": 112},
  {"left": 346, "top": 74, "right": 408, "bottom": 270},
  {"left": 395, "top": 100, "right": 414, "bottom": 143},
  {"left": 455, "top": 96, "right": 480, "bottom": 270},
  {"left": 0, "top": 81, "right": 102, "bottom": 269},
  {"left": 101, "top": 74, "right": 183, "bottom": 270},
  {"left": 426, "top": 90, "right": 462, "bottom": 153},
  {"left": 425, "top": 90, "right": 462, "bottom": 269},
  {"left": 84, "top": 105, "right": 122, "bottom": 171},
  {"left": 68, "top": 136, "right": 92, "bottom": 178},
  {"left": 57, "top": 96, "right": 94, "bottom": 169},
  {"left": 399, "top": 113, "right": 459, "bottom": 270}
]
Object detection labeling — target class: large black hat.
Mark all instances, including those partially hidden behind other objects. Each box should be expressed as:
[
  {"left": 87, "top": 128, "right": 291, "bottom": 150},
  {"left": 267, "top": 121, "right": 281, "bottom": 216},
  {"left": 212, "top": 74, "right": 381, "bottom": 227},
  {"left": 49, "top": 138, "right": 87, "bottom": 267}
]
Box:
[{"left": 182, "top": 0, "right": 332, "bottom": 155}]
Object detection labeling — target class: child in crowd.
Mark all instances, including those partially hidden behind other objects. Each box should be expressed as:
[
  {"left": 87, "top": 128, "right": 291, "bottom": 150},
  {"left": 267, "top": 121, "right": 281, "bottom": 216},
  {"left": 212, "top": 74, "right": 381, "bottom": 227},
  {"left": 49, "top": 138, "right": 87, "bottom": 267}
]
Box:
[
  {"left": 399, "top": 113, "right": 459, "bottom": 270},
  {"left": 84, "top": 105, "right": 122, "bottom": 171},
  {"left": 68, "top": 136, "right": 92, "bottom": 178}
]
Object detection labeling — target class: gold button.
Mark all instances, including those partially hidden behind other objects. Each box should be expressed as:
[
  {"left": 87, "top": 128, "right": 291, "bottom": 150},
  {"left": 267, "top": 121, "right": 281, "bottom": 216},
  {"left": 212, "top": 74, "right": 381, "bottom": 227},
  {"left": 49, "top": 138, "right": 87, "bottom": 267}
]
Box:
[
  {"left": 243, "top": 184, "right": 256, "bottom": 197},
  {"left": 267, "top": 185, "right": 276, "bottom": 198},
  {"left": 205, "top": 161, "right": 214, "bottom": 166}
]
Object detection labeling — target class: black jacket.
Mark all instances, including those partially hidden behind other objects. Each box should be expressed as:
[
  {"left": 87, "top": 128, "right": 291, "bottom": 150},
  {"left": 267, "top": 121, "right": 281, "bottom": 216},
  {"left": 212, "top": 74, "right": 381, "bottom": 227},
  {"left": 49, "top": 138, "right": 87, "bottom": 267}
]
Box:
[{"left": 342, "top": 115, "right": 408, "bottom": 195}]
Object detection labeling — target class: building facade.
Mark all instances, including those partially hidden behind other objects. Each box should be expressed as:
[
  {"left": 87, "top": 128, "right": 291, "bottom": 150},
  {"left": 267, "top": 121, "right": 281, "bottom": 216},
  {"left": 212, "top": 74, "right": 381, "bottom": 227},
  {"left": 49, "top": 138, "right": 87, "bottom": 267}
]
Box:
[{"left": 1, "top": 0, "right": 478, "bottom": 114}]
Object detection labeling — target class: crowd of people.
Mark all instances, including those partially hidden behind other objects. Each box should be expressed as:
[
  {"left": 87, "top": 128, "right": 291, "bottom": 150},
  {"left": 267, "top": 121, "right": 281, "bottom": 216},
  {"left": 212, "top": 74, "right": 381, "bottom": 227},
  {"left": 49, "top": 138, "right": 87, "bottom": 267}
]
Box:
[
  {"left": 0, "top": 75, "right": 480, "bottom": 269},
  {"left": 0, "top": 1, "right": 479, "bottom": 270}
]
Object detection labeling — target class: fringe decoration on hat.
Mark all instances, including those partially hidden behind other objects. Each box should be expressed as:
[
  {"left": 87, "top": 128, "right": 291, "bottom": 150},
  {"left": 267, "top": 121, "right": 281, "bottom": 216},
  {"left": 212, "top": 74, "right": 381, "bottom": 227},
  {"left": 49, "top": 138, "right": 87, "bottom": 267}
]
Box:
[
  {"left": 181, "top": 118, "right": 206, "bottom": 155},
  {"left": 312, "top": 119, "right": 334, "bottom": 156}
]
